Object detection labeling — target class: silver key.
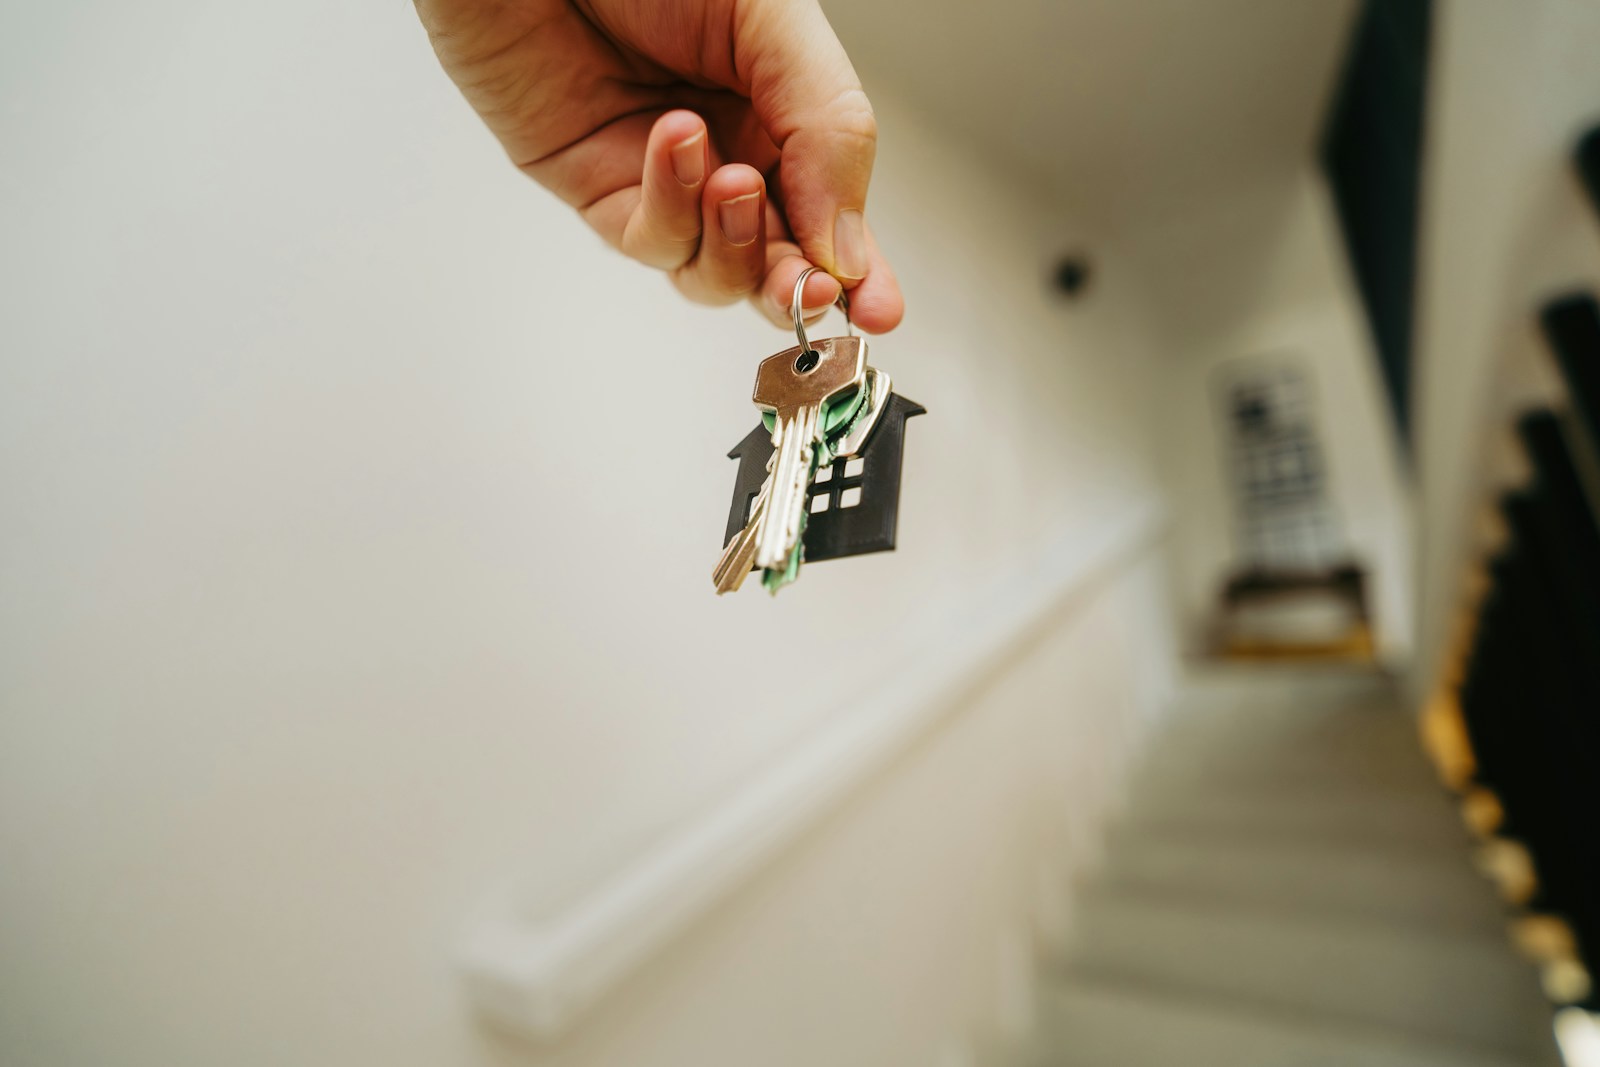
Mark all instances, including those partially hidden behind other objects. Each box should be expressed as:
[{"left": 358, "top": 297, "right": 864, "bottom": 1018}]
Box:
[
  {"left": 714, "top": 363, "right": 877, "bottom": 594},
  {"left": 832, "top": 365, "right": 891, "bottom": 459},
  {"left": 750, "top": 336, "right": 865, "bottom": 570},
  {"left": 713, "top": 362, "right": 871, "bottom": 594},
  {"left": 711, "top": 481, "right": 769, "bottom": 594}
]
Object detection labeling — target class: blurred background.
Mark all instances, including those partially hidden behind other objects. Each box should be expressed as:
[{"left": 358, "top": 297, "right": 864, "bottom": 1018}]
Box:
[{"left": 3, "top": 1, "right": 1600, "bottom": 1065}]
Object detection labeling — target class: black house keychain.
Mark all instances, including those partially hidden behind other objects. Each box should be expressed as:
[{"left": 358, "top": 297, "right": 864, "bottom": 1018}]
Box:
[
  {"left": 722, "top": 393, "right": 924, "bottom": 561},
  {"left": 713, "top": 268, "right": 924, "bottom": 594}
]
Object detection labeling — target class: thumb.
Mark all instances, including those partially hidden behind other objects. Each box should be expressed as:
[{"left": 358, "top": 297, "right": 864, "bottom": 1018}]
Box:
[{"left": 739, "top": 0, "right": 877, "bottom": 282}]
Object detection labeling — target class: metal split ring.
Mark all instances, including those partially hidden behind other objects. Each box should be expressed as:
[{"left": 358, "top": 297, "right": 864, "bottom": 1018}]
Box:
[{"left": 791, "top": 266, "right": 854, "bottom": 353}]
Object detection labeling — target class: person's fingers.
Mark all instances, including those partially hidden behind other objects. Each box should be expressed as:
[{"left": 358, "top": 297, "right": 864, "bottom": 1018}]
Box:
[
  {"left": 566, "top": 110, "right": 662, "bottom": 249},
  {"left": 738, "top": 0, "right": 877, "bottom": 283},
  {"left": 839, "top": 222, "right": 904, "bottom": 334},
  {"left": 616, "top": 110, "right": 709, "bottom": 270},
  {"left": 419, "top": 0, "right": 903, "bottom": 329},
  {"left": 751, "top": 217, "right": 903, "bottom": 334},
  {"left": 753, "top": 248, "right": 843, "bottom": 332},
  {"left": 672, "top": 164, "right": 768, "bottom": 306}
]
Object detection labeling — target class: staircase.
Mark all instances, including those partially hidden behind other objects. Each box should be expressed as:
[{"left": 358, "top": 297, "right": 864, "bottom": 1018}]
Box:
[{"left": 1013, "top": 668, "right": 1564, "bottom": 1067}]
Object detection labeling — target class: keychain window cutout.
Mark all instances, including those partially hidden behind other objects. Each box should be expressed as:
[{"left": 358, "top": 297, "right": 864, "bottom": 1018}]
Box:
[{"left": 723, "top": 392, "right": 924, "bottom": 564}]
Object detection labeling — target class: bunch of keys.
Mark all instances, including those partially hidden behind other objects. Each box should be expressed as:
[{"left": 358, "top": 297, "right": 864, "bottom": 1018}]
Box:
[{"left": 713, "top": 267, "right": 924, "bottom": 595}]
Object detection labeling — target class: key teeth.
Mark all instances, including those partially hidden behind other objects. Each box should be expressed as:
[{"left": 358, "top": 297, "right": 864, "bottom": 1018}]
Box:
[
  {"left": 834, "top": 367, "right": 891, "bottom": 459},
  {"left": 754, "top": 402, "right": 821, "bottom": 571},
  {"left": 713, "top": 485, "right": 768, "bottom": 594},
  {"left": 712, "top": 535, "right": 756, "bottom": 595}
]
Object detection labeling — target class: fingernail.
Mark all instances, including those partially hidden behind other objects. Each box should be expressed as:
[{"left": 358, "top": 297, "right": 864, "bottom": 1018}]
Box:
[
  {"left": 670, "top": 132, "right": 705, "bottom": 187},
  {"left": 718, "top": 192, "right": 761, "bottom": 246},
  {"left": 833, "top": 209, "right": 868, "bottom": 279}
]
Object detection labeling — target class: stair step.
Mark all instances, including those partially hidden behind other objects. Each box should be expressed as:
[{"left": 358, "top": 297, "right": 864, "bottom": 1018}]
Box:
[
  {"left": 1119, "top": 779, "right": 1476, "bottom": 856},
  {"left": 1156, "top": 697, "right": 1427, "bottom": 758},
  {"left": 1135, "top": 745, "right": 1445, "bottom": 800},
  {"left": 1154, "top": 691, "right": 1441, "bottom": 782},
  {"left": 1027, "top": 977, "right": 1550, "bottom": 1067},
  {"left": 1058, "top": 892, "right": 1555, "bottom": 1056},
  {"left": 1173, "top": 665, "right": 1396, "bottom": 716},
  {"left": 1179, "top": 661, "right": 1395, "bottom": 692},
  {"left": 1154, "top": 717, "right": 1407, "bottom": 760},
  {"left": 1098, "top": 831, "right": 1511, "bottom": 938}
]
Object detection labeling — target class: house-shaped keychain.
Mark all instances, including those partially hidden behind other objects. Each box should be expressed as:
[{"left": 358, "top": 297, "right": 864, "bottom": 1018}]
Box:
[{"left": 722, "top": 391, "right": 924, "bottom": 564}]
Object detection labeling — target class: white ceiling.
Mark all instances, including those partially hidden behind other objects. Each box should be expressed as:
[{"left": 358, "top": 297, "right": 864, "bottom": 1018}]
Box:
[{"left": 826, "top": 0, "right": 1360, "bottom": 229}]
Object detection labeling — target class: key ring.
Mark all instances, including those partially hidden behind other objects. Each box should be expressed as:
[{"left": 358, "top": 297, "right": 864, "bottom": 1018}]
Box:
[{"left": 792, "top": 266, "right": 854, "bottom": 353}]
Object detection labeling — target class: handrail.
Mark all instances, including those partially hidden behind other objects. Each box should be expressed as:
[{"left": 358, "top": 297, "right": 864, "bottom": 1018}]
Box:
[{"left": 455, "top": 502, "right": 1168, "bottom": 1041}]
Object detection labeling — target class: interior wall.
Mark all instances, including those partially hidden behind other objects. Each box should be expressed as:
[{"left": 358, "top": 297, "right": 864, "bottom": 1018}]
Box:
[
  {"left": 1130, "top": 171, "right": 1416, "bottom": 663},
  {"left": 1411, "top": 0, "right": 1600, "bottom": 703},
  {"left": 479, "top": 556, "right": 1177, "bottom": 1067},
  {"left": 0, "top": 3, "right": 1170, "bottom": 1066}
]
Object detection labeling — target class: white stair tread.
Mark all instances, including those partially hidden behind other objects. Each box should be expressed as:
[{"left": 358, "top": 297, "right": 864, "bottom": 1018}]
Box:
[
  {"left": 1172, "top": 665, "right": 1397, "bottom": 717},
  {"left": 1060, "top": 892, "right": 1554, "bottom": 1055},
  {"left": 1027, "top": 669, "right": 1558, "bottom": 1066},
  {"left": 1119, "top": 783, "right": 1475, "bottom": 855},
  {"left": 1138, "top": 722, "right": 1444, "bottom": 791},
  {"left": 1136, "top": 757, "right": 1444, "bottom": 801},
  {"left": 1028, "top": 977, "right": 1548, "bottom": 1067},
  {"left": 1147, "top": 697, "right": 1440, "bottom": 787},
  {"left": 1098, "top": 830, "right": 1510, "bottom": 937}
]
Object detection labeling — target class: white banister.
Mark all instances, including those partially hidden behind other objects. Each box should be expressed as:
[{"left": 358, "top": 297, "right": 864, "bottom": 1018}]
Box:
[{"left": 457, "top": 503, "right": 1167, "bottom": 1041}]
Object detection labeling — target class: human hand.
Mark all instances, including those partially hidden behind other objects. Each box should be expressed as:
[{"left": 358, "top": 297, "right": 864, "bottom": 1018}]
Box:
[{"left": 415, "top": 0, "right": 904, "bottom": 333}]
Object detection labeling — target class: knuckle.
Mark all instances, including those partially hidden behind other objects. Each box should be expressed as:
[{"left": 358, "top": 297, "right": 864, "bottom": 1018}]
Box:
[
  {"left": 828, "top": 89, "right": 878, "bottom": 149},
  {"left": 627, "top": 230, "right": 698, "bottom": 271},
  {"left": 670, "top": 268, "right": 742, "bottom": 308}
]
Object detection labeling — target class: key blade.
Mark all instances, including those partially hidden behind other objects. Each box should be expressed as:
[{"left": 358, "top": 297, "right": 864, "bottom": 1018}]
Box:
[
  {"left": 754, "top": 405, "right": 818, "bottom": 569},
  {"left": 713, "top": 524, "right": 761, "bottom": 594},
  {"left": 713, "top": 485, "right": 768, "bottom": 594},
  {"left": 834, "top": 366, "right": 891, "bottom": 458}
]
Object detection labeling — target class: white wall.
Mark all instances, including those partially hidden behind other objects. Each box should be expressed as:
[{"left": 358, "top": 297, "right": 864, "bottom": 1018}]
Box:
[
  {"left": 1128, "top": 171, "right": 1416, "bottom": 664},
  {"left": 475, "top": 555, "right": 1177, "bottom": 1067},
  {"left": 1411, "top": 0, "right": 1600, "bottom": 702},
  {"left": 0, "top": 3, "right": 1170, "bottom": 1065}
]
